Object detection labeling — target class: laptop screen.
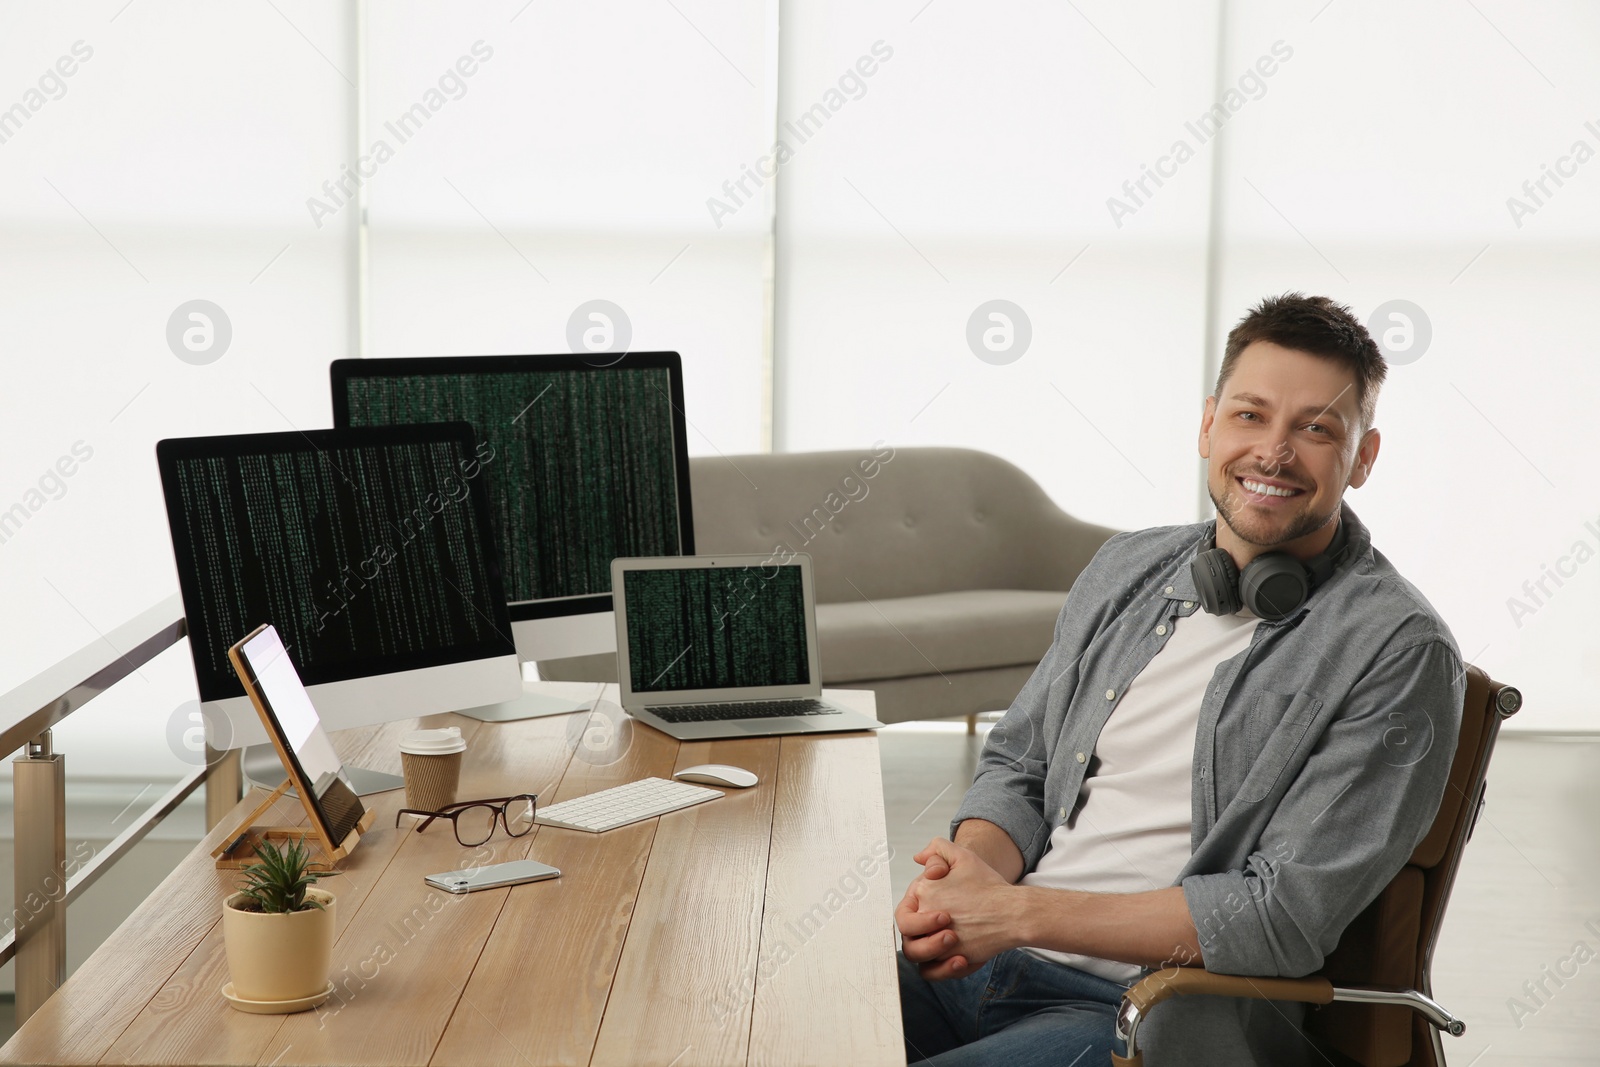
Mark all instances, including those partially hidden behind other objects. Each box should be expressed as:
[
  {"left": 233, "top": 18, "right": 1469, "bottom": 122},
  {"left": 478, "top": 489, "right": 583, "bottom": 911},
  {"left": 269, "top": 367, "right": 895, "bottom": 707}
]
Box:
[{"left": 623, "top": 563, "right": 810, "bottom": 693}]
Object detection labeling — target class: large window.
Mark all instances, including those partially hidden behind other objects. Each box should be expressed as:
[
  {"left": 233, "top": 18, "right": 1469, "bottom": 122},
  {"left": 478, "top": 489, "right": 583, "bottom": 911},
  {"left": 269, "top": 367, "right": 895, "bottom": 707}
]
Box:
[
  {"left": 774, "top": 0, "right": 1218, "bottom": 536},
  {"left": 2, "top": 0, "right": 1596, "bottom": 733},
  {"left": 363, "top": 1, "right": 775, "bottom": 457},
  {"left": 1209, "top": 0, "right": 1600, "bottom": 733},
  {"left": 0, "top": 3, "right": 354, "bottom": 771}
]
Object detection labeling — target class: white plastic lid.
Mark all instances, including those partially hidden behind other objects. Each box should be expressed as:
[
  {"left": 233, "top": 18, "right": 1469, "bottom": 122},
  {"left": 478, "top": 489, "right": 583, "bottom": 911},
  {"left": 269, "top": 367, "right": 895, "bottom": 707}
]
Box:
[{"left": 399, "top": 727, "right": 466, "bottom": 756}]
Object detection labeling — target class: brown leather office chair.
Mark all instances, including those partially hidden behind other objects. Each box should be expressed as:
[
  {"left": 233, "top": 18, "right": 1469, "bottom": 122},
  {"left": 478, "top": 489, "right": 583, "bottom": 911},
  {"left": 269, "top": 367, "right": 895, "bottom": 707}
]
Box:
[{"left": 1112, "top": 664, "right": 1521, "bottom": 1067}]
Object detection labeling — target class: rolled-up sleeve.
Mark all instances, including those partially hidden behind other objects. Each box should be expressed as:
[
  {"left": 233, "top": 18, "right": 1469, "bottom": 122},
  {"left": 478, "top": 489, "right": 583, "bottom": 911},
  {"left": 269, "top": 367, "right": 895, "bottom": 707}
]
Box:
[
  {"left": 947, "top": 606, "right": 1063, "bottom": 870},
  {"left": 950, "top": 531, "right": 1136, "bottom": 871},
  {"left": 1182, "top": 638, "right": 1465, "bottom": 977}
]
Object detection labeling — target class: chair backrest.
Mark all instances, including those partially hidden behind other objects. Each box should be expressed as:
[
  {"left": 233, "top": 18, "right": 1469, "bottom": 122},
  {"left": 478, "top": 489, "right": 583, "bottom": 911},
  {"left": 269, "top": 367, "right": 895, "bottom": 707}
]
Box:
[{"left": 1305, "top": 664, "right": 1521, "bottom": 1066}]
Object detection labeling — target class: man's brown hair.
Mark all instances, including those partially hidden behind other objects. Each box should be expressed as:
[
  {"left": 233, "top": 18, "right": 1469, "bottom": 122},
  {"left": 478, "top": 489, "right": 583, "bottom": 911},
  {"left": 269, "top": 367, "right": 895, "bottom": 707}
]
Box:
[{"left": 1216, "top": 292, "right": 1387, "bottom": 433}]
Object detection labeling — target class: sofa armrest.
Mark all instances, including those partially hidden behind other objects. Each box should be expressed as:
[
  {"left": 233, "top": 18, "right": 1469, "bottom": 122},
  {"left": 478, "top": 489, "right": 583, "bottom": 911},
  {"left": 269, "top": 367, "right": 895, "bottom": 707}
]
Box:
[
  {"left": 1009, "top": 505, "right": 1120, "bottom": 593},
  {"left": 536, "top": 651, "right": 616, "bottom": 683}
]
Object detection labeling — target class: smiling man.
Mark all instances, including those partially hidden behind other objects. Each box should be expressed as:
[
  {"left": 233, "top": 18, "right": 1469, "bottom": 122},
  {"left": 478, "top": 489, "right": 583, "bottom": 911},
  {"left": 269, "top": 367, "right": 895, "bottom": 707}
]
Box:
[{"left": 895, "top": 293, "right": 1464, "bottom": 1066}]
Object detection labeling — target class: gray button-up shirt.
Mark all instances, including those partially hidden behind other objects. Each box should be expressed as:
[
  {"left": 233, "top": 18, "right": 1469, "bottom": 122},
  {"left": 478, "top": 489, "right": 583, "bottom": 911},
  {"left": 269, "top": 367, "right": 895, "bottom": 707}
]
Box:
[{"left": 951, "top": 501, "right": 1464, "bottom": 1065}]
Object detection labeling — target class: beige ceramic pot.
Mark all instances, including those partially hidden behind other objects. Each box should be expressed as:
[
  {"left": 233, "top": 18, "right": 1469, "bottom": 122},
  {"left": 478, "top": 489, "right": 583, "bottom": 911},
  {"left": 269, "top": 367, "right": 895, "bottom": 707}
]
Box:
[{"left": 222, "top": 887, "right": 335, "bottom": 1002}]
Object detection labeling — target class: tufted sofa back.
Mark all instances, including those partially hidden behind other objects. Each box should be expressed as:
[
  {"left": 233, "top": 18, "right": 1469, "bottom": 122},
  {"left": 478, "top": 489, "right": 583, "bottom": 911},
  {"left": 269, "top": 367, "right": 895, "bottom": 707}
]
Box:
[{"left": 687, "top": 446, "right": 1115, "bottom": 604}]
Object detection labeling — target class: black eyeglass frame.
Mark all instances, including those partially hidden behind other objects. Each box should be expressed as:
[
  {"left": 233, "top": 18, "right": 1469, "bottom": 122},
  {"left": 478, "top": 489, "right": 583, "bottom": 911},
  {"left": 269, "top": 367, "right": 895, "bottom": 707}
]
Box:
[{"left": 395, "top": 793, "right": 539, "bottom": 846}]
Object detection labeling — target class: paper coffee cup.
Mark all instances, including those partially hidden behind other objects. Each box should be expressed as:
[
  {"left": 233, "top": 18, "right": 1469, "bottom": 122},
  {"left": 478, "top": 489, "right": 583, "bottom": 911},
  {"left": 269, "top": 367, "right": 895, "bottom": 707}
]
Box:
[{"left": 399, "top": 728, "right": 467, "bottom": 812}]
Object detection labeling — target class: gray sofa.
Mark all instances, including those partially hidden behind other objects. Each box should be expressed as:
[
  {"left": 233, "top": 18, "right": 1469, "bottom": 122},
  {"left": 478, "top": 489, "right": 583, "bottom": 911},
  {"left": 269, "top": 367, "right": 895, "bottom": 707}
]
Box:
[{"left": 538, "top": 446, "right": 1118, "bottom": 725}]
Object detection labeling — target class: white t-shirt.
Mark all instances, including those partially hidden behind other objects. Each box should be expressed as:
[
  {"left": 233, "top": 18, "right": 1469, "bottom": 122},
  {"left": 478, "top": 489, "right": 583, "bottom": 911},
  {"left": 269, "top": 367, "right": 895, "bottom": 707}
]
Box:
[{"left": 1020, "top": 605, "right": 1258, "bottom": 982}]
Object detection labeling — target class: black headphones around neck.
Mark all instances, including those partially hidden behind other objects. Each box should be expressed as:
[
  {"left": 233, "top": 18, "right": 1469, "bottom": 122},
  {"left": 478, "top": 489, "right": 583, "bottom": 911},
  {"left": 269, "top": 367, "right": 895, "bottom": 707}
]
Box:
[{"left": 1189, "top": 518, "right": 1350, "bottom": 622}]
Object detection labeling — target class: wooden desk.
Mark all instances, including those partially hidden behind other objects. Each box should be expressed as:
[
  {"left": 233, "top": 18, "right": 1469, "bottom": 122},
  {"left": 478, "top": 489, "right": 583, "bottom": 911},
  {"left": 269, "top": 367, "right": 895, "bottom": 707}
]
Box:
[{"left": 1, "top": 685, "right": 905, "bottom": 1067}]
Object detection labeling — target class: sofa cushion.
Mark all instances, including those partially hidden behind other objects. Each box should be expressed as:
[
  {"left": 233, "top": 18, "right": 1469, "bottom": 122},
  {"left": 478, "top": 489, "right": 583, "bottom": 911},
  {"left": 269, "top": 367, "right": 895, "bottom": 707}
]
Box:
[
  {"left": 842, "top": 665, "right": 1039, "bottom": 724},
  {"left": 817, "top": 589, "right": 1067, "bottom": 684}
]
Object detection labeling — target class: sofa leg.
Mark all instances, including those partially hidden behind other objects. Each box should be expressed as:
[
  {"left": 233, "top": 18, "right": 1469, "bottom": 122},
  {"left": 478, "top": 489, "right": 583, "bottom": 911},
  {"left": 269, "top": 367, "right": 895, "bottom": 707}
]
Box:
[{"left": 966, "top": 713, "right": 977, "bottom": 736}]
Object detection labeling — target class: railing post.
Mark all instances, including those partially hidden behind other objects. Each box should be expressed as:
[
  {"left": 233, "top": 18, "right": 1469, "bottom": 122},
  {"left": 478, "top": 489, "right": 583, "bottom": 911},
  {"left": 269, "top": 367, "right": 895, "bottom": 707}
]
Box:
[
  {"left": 13, "top": 729, "right": 67, "bottom": 1024},
  {"left": 204, "top": 745, "right": 242, "bottom": 831}
]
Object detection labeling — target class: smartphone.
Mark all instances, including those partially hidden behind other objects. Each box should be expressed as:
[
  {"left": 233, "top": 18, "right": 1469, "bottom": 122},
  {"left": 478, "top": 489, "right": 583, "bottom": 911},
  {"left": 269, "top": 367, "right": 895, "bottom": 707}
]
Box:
[{"left": 425, "top": 859, "right": 561, "bottom": 894}]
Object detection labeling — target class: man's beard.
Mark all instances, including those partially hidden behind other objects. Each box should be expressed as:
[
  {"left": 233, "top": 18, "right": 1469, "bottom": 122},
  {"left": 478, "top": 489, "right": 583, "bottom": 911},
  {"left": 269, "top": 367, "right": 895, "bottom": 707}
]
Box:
[{"left": 1209, "top": 473, "right": 1336, "bottom": 548}]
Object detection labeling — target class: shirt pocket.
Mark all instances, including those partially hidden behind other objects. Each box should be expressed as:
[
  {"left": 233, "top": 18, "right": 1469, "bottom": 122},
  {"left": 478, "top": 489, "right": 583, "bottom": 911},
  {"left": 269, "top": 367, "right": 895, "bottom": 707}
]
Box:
[{"left": 1234, "top": 691, "right": 1323, "bottom": 804}]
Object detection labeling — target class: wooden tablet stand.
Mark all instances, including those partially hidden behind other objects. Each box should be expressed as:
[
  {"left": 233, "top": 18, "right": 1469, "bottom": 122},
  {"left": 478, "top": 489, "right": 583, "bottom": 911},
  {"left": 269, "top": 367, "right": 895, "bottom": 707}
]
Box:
[
  {"left": 212, "top": 777, "right": 376, "bottom": 870},
  {"left": 215, "top": 624, "right": 380, "bottom": 870}
]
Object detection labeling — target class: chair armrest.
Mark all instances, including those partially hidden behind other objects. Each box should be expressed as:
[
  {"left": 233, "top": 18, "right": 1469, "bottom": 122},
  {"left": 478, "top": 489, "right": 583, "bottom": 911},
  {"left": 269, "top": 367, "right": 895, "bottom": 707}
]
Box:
[{"left": 1110, "top": 967, "right": 1333, "bottom": 1066}]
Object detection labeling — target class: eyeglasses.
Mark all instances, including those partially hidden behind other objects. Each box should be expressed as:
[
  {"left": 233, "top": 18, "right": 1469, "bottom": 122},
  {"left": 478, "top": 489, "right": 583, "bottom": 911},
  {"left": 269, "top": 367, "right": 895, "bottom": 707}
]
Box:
[{"left": 395, "top": 794, "right": 538, "bottom": 846}]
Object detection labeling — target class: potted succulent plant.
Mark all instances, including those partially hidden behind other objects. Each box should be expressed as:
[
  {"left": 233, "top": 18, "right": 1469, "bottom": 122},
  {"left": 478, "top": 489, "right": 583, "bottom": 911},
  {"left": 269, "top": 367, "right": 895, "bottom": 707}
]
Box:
[{"left": 221, "top": 836, "right": 336, "bottom": 1008}]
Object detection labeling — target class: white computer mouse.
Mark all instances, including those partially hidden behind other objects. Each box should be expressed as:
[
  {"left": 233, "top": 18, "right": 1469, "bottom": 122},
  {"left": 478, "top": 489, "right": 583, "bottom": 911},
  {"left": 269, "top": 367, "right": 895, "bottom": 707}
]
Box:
[{"left": 674, "top": 764, "right": 759, "bottom": 789}]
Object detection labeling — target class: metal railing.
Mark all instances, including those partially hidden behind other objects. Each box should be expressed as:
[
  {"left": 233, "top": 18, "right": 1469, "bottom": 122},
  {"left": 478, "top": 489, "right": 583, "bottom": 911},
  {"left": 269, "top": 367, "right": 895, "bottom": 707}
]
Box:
[{"left": 0, "top": 595, "right": 241, "bottom": 1025}]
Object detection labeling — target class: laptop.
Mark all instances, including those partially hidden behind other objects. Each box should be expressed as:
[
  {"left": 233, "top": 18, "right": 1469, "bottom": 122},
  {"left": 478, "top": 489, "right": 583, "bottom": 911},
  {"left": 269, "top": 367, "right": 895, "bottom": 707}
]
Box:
[{"left": 611, "top": 553, "right": 885, "bottom": 740}]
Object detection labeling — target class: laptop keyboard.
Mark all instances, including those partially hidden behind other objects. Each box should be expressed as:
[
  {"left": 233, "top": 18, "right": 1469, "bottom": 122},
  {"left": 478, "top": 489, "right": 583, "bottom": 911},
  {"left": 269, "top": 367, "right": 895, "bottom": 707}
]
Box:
[{"left": 649, "top": 698, "right": 843, "bottom": 724}]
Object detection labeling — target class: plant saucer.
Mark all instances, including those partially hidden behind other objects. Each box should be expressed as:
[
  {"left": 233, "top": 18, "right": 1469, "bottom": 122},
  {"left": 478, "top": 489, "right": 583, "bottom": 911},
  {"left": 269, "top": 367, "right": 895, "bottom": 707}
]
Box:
[{"left": 221, "top": 980, "right": 335, "bottom": 1014}]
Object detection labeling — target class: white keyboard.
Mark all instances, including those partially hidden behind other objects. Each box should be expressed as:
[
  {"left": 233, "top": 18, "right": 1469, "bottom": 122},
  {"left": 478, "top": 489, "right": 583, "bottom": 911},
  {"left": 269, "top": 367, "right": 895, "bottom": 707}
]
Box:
[{"left": 534, "top": 776, "right": 723, "bottom": 833}]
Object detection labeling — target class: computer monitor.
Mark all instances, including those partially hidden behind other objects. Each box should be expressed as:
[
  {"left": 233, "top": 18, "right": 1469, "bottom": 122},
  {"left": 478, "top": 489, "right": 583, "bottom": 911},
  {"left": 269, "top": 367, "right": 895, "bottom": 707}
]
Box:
[
  {"left": 329, "top": 353, "right": 695, "bottom": 719},
  {"left": 156, "top": 423, "right": 523, "bottom": 787}
]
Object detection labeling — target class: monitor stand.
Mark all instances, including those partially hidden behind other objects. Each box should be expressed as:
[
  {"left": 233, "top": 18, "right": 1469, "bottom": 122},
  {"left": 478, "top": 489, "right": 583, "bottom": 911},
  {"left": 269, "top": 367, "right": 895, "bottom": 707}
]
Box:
[
  {"left": 475, "top": 612, "right": 613, "bottom": 722},
  {"left": 240, "top": 743, "right": 404, "bottom": 799},
  {"left": 455, "top": 677, "right": 594, "bottom": 722}
]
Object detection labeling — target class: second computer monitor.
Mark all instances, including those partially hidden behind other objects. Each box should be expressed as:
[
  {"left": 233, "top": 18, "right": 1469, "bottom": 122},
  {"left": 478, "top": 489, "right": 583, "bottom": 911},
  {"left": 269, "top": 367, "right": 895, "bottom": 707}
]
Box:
[
  {"left": 330, "top": 353, "right": 696, "bottom": 665},
  {"left": 156, "top": 423, "right": 523, "bottom": 751}
]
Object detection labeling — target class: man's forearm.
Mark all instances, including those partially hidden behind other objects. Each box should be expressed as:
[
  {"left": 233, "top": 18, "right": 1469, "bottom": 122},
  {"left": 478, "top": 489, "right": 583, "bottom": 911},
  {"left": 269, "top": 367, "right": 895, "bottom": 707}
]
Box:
[
  {"left": 1008, "top": 884, "right": 1203, "bottom": 970},
  {"left": 951, "top": 819, "right": 1025, "bottom": 884}
]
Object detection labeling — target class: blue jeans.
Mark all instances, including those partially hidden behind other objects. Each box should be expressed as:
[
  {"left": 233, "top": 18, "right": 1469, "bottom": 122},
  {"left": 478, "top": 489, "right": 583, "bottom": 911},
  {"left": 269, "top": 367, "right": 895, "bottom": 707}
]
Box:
[{"left": 898, "top": 947, "right": 1130, "bottom": 1065}]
